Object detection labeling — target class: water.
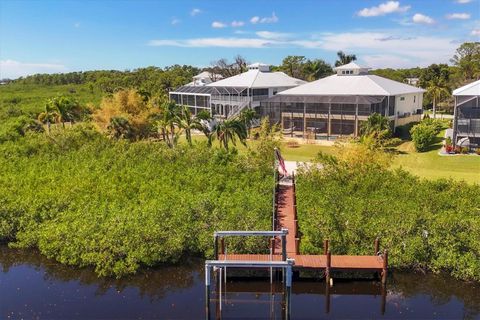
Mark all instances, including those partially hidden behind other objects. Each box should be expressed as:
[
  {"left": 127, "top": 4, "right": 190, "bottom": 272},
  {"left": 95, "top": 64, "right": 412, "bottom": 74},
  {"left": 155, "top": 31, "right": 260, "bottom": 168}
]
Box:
[{"left": 1, "top": 246, "right": 479, "bottom": 319}]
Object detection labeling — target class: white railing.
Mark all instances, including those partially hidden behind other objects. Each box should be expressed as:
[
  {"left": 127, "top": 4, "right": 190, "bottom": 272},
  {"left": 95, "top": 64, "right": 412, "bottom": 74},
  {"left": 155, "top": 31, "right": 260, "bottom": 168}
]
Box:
[
  {"left": 226, "top": 100, "right": 250, "bottom": 118},
  {"left": 211, "top": 95, "right": 251, "bottom": 103}
]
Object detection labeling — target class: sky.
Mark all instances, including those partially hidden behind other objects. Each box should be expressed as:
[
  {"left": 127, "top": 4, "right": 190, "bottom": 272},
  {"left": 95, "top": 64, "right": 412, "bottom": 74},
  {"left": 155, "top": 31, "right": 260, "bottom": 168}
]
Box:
[{"left": 1, "top": 0, "right": 479, "bottom": 79}]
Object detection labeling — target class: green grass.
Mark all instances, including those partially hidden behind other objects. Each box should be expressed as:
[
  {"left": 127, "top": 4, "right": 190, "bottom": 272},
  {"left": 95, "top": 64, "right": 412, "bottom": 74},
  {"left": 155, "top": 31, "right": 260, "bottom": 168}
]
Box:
[
  {"left": 204, "top": 132, "right": 479, "bottom": 184},
  {"left": 0, "top": 83, "right": 103, "bottom": 118}
]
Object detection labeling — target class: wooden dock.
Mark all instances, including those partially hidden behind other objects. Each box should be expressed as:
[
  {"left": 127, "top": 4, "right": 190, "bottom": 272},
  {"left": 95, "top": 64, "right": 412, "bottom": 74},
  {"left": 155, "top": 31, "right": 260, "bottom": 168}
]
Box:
[{"left": 215, "top": 174, "right": 388, "bottom": 282}]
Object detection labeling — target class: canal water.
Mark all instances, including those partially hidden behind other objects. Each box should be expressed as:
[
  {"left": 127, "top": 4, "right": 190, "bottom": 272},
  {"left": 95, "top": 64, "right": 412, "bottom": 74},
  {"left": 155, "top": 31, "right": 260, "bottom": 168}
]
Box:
[{"left": 1, "top": 246, "right": 479, "bottom": 319}]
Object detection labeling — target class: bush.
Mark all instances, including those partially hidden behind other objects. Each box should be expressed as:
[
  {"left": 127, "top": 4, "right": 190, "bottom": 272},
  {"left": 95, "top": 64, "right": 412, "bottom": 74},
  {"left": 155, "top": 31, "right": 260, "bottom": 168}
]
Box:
[
  {"left": 0, "top": 127, "right": 273, "bottom": 277},
  {"left": 296, "top": 146, "right": 480, "bottom": 281},
  {"left": 410, "top": 122, "right": 437, "bottom": 152}
]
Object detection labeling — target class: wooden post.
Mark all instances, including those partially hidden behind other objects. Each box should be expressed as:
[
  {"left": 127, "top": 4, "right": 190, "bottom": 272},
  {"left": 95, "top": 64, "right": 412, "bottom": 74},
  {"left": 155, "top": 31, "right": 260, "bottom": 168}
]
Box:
[
  {"left": 214, "top": 235, "right": 218, "bottom": 260},
  {"left": 295, "top": 238, "right": 300, "bottom": 254},
  {"left": 282, "top": 234, "right": 287, "bottom": 261},
  {"left": 326, "top": 250, "right": 331, "bottom": 283},
  {"left": 323, "top": 239, "right": 329, "bottom": 255},
  {"left": 294, "top": 220, "right": 298, "bottom": 237},
  {"left": 220, "top": 238, "right": 225, "bottom": 255},
  {"left": 270, "top": 237, "right": 276, "bottom": 255},
  {"left": 382, "top": 249, "right": 388, "bottom": 284},
  {"left": 374, "top": 238, "right": 379, "bottom": 255}
]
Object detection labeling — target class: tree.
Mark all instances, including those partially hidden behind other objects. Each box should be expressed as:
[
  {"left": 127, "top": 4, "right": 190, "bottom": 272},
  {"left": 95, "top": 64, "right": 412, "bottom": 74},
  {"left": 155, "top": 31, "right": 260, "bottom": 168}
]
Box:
[
  {"left": 425, "top": 80, "right": 450, "bottom": 118},
  {"left": 208, "top": 55, "right": 248, "bottom": 78},
  {"left": 450, "top": 42, "right": 480, "bottom": 81},
  {"left": 359, "top": 113, "right": 397, "bottom": 149},
  {"left": 107, "top": 116, "right": 133, "bottom": 139},
  {"left": 37, "top": 103, "right": 60, "bottom": 133},
  {"left": 303, "top": 59, "right": 333, "bottom": 81},
  {"left": 238, "top": 108, "right": 258, "bottom": 137},
  {"left": 212, "top": 118, "right": 247, "bottom": 150},
  {"left": 279, "top": 56, "right": 307, "bottom": 79},
  {"left": 335, "top": 51, "right": 357, "bottom": 67},
  {"left": 154, "top": 101, "right": 181, "bottom": 148},
  {"left": 177, "top": 105, "right": 202, "bottom": 146}
]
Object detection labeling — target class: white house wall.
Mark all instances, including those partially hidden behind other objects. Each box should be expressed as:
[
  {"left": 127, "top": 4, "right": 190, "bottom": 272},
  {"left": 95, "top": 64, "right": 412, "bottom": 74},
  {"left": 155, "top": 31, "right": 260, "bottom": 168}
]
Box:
[{"left": 395, "top": 93, "right": 422, "bottom": 116}]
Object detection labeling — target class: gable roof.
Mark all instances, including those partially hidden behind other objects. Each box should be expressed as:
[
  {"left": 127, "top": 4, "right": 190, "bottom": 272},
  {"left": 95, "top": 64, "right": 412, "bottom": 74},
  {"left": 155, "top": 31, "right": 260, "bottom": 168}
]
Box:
[
  {"left": 277, "top": 74, "right": 425, "bottom": 96},
  {"left": 453, "top": 79, "right": 480, "bottom": 96},
  {"left": 206, "top": 69, "right": 306, "bottom": 89}
]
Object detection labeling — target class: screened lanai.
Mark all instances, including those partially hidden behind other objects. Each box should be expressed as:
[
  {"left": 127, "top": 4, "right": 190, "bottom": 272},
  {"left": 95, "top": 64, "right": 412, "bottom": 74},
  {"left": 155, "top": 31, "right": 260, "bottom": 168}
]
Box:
[
  {"left": 169, "top": 85, "right": 213, "bottom": 115},
  {"left": 260, "top": 95, "right": 395, "bottom": 139},
  {"left": 453, "top": 95, "right": 480, "bottom": 146}
]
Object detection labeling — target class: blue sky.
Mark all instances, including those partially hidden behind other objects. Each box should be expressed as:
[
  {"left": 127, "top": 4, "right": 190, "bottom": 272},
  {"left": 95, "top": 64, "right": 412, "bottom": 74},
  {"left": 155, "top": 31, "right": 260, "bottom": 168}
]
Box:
[{"left": 1, "top": 0, "right": 479, "bottom": 78}]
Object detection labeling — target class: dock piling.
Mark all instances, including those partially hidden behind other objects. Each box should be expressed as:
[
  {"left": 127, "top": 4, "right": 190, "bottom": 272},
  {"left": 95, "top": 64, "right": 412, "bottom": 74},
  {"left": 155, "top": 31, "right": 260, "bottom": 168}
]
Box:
[
  {"left": 374, "top": 238, "right": 380, "bottom": 255},
  {"left": 323, "top": 239, "right": 329, "bottom": 255},
  {"left": 382, "top": 249, "right": 388, "bottom": 284},
  {"left": 326, "top": 250, "right": 331, "bottom": 284}
]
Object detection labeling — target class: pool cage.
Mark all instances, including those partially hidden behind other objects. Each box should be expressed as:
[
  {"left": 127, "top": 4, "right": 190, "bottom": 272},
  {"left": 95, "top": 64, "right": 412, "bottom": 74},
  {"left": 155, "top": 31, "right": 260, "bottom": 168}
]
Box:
[
  {"left": 260, "top": 95, "right": 395, "bottom": 139},
  {"left": 169, "top": 85, "right": 213, "bottom": 116},
  {"left": 453, "top": 95, "right": 480, "bottom": 149}
]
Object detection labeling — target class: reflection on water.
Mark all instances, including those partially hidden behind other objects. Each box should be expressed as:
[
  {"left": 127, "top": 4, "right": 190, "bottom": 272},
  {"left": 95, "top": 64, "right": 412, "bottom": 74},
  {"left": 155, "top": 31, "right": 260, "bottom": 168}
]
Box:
[{"left": 0, "top": 246, "right": 479, "bottom": 319}]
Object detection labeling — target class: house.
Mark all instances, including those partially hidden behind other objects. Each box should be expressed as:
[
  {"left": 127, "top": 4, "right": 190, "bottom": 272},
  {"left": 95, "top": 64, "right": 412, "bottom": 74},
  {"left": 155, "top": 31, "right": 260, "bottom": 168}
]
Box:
[
  {"left": 405, "top": 77, "right": 420, "bottom": 87},
  {"left": 452, "top": 80, "right": 480, "bottom": 149},
  {"left": 189, "top": 71, "right": 223, "bottom": 86},
  {"left": 260, "top": 62, "right": 425, "bottom": 139},
  {"left": 169, "top": 63, "right": 305, "bottom": 117}
]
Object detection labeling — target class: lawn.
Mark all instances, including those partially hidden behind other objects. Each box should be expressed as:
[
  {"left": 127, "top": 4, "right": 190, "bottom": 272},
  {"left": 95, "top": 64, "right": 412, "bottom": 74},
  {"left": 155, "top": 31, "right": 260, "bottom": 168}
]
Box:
[{"left": 244, "top": 135, "right": 479, "bottom": 184}]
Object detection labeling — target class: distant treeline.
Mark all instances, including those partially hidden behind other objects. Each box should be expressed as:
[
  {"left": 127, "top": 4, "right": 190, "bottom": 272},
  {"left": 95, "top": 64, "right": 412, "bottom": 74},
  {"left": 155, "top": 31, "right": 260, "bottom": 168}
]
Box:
[{"left": 12, "top": 65, "right": 200, "bottom": 96}]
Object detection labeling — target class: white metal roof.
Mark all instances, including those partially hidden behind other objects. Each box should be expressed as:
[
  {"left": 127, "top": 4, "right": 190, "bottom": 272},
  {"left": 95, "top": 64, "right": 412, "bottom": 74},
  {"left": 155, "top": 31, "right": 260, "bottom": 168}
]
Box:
[
  {"left": 453, "top": 79, "right": 480, "bottom": 96},
  {"left": 278, "top": 74, "right": 425, "bottom": 96},
  {"left": 333, "top": 62, "right": 370, "bottom": 71},
  {"left": 206, "top": 69, "right": 306, "bottom": 89}
]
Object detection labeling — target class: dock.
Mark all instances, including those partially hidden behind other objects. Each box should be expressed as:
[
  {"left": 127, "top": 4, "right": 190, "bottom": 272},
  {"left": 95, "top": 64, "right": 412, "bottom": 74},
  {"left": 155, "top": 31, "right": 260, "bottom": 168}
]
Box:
[
  {"left": 205, "top": 149, "right": 389, "bottom": 319},
  {"left": 213, "top": 174, "right": 388, "bottom": 280}
]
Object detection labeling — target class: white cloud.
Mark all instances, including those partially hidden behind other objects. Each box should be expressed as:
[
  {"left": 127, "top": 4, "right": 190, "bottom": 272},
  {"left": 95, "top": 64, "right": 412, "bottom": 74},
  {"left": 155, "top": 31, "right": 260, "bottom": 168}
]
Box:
[
  {"left": 446, "top": 13, "right": 471, "bottom": 19},
  {"left": 319, "top": 31, "right": 456, "bottom": 67},
  {"left": 148, "top": 29, "right": 458, "bottom": 67},
  {"left": 212, "top": 21, "right": 227, "bottom": 28},
  {"left": 171, "top": 18, "right": 181, "bottom": 25},
  {"left": 455, "top": 0, "right": 471, "bottom": 3},
  {"left": 148, "top": 38, "right": 276, "bottom": 48},
  {"left": 0, "top": 60, "right": 67, "bottom": 79},
  {"left": 231, "top": 20, "right": 245, "bottom": 27},
  {"left": 250, "top": 12, "right": 279, "bottom": 24},
  {"left": 256, "top": 31, "right": 291, "bottom": 40},
  {"left": 357, "top": 1, "right": 410, "bottom": 17},
  {"left": 190, "top": 8, "right": 202, "bottom": 16},
  {"left": 412, "top": 13, "right": 435, "bottom": 24},
  {"left": 472, "top": 29, "right": 480, "bottom": 35}
]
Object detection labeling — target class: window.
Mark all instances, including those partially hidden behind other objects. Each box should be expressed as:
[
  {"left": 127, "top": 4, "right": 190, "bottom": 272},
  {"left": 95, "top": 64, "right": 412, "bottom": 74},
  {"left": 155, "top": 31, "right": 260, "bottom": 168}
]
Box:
[
  {"left": 414, "top": 95, "right": 416, "bottom": 103},
  {"left": 400, "top": 97, "right": 405, "bottom": 101},
  {"left": 342, "top": 71, "right": 346, "bottom": 74}
]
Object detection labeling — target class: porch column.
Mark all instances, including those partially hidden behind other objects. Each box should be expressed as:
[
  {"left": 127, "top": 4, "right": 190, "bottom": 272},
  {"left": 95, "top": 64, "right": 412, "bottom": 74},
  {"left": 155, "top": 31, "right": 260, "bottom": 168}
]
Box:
[
  {"left": 327, "top": 101, "right": 332, "bottom": 138},
  {"left": 453, "top": 96, "right": 458, "bottom": 147}
]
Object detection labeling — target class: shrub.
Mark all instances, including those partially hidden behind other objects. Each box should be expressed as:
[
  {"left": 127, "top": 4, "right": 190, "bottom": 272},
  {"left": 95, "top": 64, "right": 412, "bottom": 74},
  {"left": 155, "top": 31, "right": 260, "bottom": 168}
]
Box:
[
  {"left": 296, "top": 146, "right": 480, "bottom": 281},
  {"left": 461, "top": 146, "right": 469, "bottom": 154},
  {"left": 410, "top": 122, "right": 437, "bottom": 152},
  {"left": 0, "top": 128, "right": 273, "bottom": 277}
]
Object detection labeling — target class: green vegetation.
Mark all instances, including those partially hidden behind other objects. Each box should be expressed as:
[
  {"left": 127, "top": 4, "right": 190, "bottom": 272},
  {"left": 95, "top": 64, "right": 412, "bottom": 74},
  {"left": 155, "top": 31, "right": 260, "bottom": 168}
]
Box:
[
  {"left": 0, "top": 126, "right": 273, "bottom": 277},
  {"left": 296, "top": 144, "right": 480, "bottom": 281},
  {"left": 410, "top": 118, "right": 446, "bottom": 152}
]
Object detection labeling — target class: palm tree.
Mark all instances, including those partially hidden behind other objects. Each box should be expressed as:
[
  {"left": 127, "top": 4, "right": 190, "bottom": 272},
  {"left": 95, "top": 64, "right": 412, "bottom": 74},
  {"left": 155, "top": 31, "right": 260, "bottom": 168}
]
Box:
[
  {"left": 212, "top": 118, "right": 247, "bottom": 150},
  {"left": 361, "top": 113, "right": 391, "bottom": 136},
  {"left": 177, "top": 105, "right": 202, "bottom": 146},
  {"left": 426, "top": 80, "right": 450, "bottom": 118},
  {"left": 238, "top": 108, "right": 258, "bottom": 138},
  {"left": 335, "top": 51, "right": 357, "bottom": 67},
  {"left": 37, "top": 103, "right": 60, "bottom": 133},
  {"left": 107, "top": 116, "right": 133, "bottom": 139},
  {"left": 154, "top": 101, "right": 181, "bottom": 148},
  {"left": 303, "top": 59, "right": 333, "bottom": 81},
  {"left": 195, "top": 110, "right": 215, "bottom": 147}
]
